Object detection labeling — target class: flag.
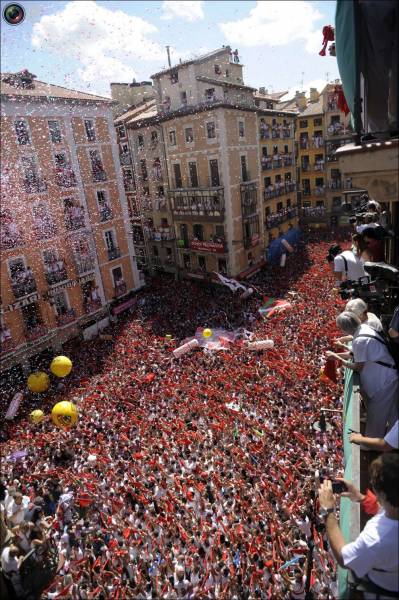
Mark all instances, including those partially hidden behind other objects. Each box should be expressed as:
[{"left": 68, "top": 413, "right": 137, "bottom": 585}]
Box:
[
  {"left": 278, "top": 556, "right": 302, "bottom": 571},
  {"left": 259, "top": 297, "right": 292, "bottom": 317},
  {"left": 214, "top": 272, "right": 246, "bottom": 292}
]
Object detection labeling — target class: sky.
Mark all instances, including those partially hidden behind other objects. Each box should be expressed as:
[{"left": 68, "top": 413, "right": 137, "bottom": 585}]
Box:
[{"left": 1, "top": 0, "right": 339, "bottom": 100}]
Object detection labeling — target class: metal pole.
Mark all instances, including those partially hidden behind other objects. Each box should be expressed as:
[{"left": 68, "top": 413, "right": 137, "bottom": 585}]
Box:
[{"left": 166, "top": 46, "right": 171, "bottom": 68}]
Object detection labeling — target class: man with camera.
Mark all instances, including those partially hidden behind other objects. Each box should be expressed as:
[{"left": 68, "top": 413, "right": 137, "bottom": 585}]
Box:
[{"left": 318, "top": 453, "right": 399, "bottom": 599}]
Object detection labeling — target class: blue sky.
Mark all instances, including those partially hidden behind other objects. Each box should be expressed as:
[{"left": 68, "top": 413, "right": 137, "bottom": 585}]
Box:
[{"left": 1, "top": 1, "right": 339, "bottom": 98}]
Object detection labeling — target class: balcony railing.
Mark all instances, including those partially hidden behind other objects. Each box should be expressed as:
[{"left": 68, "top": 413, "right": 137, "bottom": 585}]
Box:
[
  {"left": 329, "top": 178, "right": 342, "bottom": 189},
  {"left": 75, "top": 255, "right": 95, "bottom": 274},
  {"left": 114, "top": 281, "right": 127, "bottom": 297},
  {"left": 64, "top": 209, "right": 85, "bottom": 231},
  {"left": 23, "top": 177, "right": 47, "bottom": 194},
  {"left": 170, "top": 187, "right": 225, "bottom": 220},
  {"left": 283, "top": 155, "right": 293, "bottom": 166},
  {"left": 55, "top": 168, "right": 76, "bottom": 188},
  {"left": 265, "top": 207, "right": 298, "bottom": 229},
  {"left": 314, "top": 162, "right": 325, "bottom": 171},
  {"left": 45, "top": 267, "right": 68, "bottom": 286},
  {"left": 327, "top": 100, "right": 338, "bottom": 111},
  {"left": 83, "top": 298, "right": 102, "bottom": 314},
  {"left": 301, "top": 164, "right": 311, "bottom": 172},
  {"left": 299, "top": 140, "right": 309, "bottom": 149},
  {"left": 259, "top": 129, "right": 270, "bottom": 139},
  {"left": 99, "top": 207, "right": 113, "bottom": 222},
  {"left": 311, "top": 137, "right": 324, "bottom": 148},
  {"left": 123, "top": 179, "right": 135, "bottom": 192},
  {"left": 56, "top": 309, "right": 76, "bottom": 327},
  {"left": 315, "top": 186, "right": 326, "bottom": 196},
  {"left": 272, "top": 158, "right": 282, "bottom": 169},
  {"left": 92, "top": 169, "right": 107, "bottom": 183},
  {"left": 264, "top": 182, "right": 296, "bottom": 200},
  {"left": 1, "top": 233, "right": 24, "bottom": 251},
  {"left": 120, "top": 153, "right": 131, "bottom": 166},
  {"left": 261, "top": 158, "right": 272, "bottom": 170},
  {"left": 11, "top": 277, "right": 37, "bottom": 299},
  {"left": 107, "top": 246, "right": 121, "bottom": 261},
  {"left": 146, "top": 229, "right": 176, "bottom": 241},
  {"left": 300, "top": 206, "right": 327, "bottom": 218},
  {"left": 24, "top": 323, "right": 47, "bottom": 342},
  {"left": 302, "top": 188, "right": 311, "bottom": 196}
]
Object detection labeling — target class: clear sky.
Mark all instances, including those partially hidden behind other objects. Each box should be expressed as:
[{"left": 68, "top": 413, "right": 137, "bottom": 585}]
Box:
[{"left": 1, "top": 1, "right": 339, "bottom": 99}]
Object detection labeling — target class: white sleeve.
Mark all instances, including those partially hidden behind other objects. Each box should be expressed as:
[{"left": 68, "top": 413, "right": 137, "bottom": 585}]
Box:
[
  {"left": 334, "top": 256, "right": 344, "bottom": 274},
  {"left": 352, "top": 337, "right": 372, "bottom": 363},
  {"left": 384, "top": 421, "right": 399, "bottom": 449},
  {"left": 341, "top": 529, "right": 379, "bottom": 578}
]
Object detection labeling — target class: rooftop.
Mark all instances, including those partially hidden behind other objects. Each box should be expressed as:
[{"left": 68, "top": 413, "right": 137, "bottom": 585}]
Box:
[
  {"left": 1, "top": 70, "right": 114, "bottom": 104},
  {"left": 150, "top": 46, "right": 232, "bottom": 79},
  {"left": 114, "top": 99, "right": 158, "bottom": 125},
  {"left": 196, "top": 75, "right": 256, "bottom": 92}
]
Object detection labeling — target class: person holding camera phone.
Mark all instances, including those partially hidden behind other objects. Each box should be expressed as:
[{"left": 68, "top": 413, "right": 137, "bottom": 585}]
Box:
[{"left": 318, "top": 453, "right": 399, "bottom": 599}]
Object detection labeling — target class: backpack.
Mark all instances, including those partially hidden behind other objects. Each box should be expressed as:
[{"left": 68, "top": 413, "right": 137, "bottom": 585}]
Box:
[{"left": 356, "top": 330, "right": 399, "bottom": 371}]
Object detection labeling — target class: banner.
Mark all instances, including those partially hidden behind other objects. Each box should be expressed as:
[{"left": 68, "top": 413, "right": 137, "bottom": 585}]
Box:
[
  {"left": 5, "top": 392, "right": 23, "bottom": 420},
  {"left": 259, "top": 297, "right": 292, "bottom": 317},
  {"left": 214, "top": 272, "right": 246, "bottom": 292}
]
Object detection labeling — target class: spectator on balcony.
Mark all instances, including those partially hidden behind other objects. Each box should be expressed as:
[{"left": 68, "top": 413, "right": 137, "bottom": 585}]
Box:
[
  {"left": 318, "top": 453, "right": 399, "bottom": 598},
  {"left": 361, "top": 227, "right": 386, "bottom": 262},
  {"left": 7, "top": 492, "right": 29, "bottom": 527},
  {"left": 333, "top": 235, "right": 368, "bottom": 285},
  {"left": 350, "top": 419, "right": 398, "bottom": 451},
  {"left": 1, "top": 325, "right": 11, "bottom": 344},
  {"left": 260, "top": 119, "right": 268, "bottom": 138},
  {"left": 233, "top": 49, "right": 239, "bottom": 63},
  {"left": 329, "top": 312, "right": 398, "bottom": 438},
  {"left": 344, "top": 298, "right": 383, "bottom": 332}
]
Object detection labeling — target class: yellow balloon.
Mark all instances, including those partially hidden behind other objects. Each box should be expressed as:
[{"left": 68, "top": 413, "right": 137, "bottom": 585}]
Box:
[
  {"left": 203, "top": 328, "right": 213, "bottom": 338},
  {"left": 27, "top": 372, "right": 50, "bottom": 393},
  {"left": 50, "top": 356, "right": 73, "bottom": 378},
  {"left": 51, "top": 401, "right": 78, "bottom": 430},
  {"left": 30, "top": 410, "right": 45, "bottom": 424}
]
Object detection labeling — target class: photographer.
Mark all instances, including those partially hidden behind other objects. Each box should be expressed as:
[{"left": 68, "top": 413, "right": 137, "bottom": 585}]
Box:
[
  {"left": 318, "top": 453, "right": 399, "bottom": 598},
  {"left": 333, "top": 235, "right": 370, "bottom": 286},
  {"left": 327, "top": 312, "right": 398, "bottom": 438}
]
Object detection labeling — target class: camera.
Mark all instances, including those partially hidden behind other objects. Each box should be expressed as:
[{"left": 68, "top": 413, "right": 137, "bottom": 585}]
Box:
[
  {"left": 2, "top": 3, "right": 25, "bottom": 25},
  {"left": 332, "top": 481, "right": 348, "bottom": 494},
  {"left": 339, "top": 262, "right": 399, "bottom": 316}
]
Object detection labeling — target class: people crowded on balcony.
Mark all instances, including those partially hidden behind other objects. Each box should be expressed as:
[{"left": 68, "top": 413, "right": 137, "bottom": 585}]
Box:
[
  {"left": 259, "top": 119, "right": 269, "bottom": 139},
  {"left": 332, "top": 234, "right": 370, "bottom": 284},
  {"left": 44, "top": 256, "right": 66, "bottom": 284},
  {"left": 312, "top": 135, "right": 324, "bottom": 148},
  {"left": 302, "top": 205, "right": 326, "bottom": 216},
  {"left": 0, "top": 209, "right": 22, "bottom": 250},
  {"left": 64, "top": 198, "right": 85, "bottom": 230}
]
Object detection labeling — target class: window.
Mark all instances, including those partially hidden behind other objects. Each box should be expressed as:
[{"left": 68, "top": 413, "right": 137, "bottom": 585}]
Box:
[
  {"left": 63, "top": 197, "right": 85, "bottom": 230},
  {"left": 173, "top": 163, "right": 182, "bottom": 188},
  {"left": 48, "top": 120, "right": 62, "bottom": 143},
  {"left": 331, "top": 115, "right": 340, "bottom": 125},
  {"left": 316, "top": 177, "right": 324, "bottom": 187},
  {"left": 286, "top": 198, "right": 291, "bottom": 207},
  {"left": 123, "top": 168, "right": 135, "bottom": 191},
  {"left": 89, "top": 149, "right": 106, "bottom": 181},
  {"left": 314, "top": 118, "right": 322, "bottom": 127},
  {"left": 264, "top": 177, "right": 271, "bottom": 187},
  {"left": 284, "top": 145, "right": 289, "bottom": 154},
  {"left": 333, "top": 196, "right": 342, "bottom": 207},
  {"left": 272, "top": 118, "right": 277, "bottom": 126},
  {"left": 205, "top": 88, "right": 216, "bottom": 102},
  {"left": 140, "top": 159, "right": 148, "bottom": 181},
  {"left": 255, "top": 100, "right": 260, "bottom": 107},
  {"left": 138, "top": 135, "right": 144, "bottom": 148},
  {"left": 214, "top": 64, "right": 222, "bottom": 75},
  {"left": 112, "top": 266, "right": 123, "bottom": 285},
  {"left": 185, "top": 127, "right": 194, "bottom": 143},
  {"left": 54, "top": 152, "right": 67, "bottom": 168},
  {"left": 158, "top": 185, "right": 165, "bottom": 197},
  {"left": 198, "top": 256, "right": 206, "bottom": 271},
  {"left": 284, "top": 172, "right": 291, "bottom": 181},
  {"left": 105, "top": 230, "right": 116, "bottom": 251},
  {"left": 117, "top": 125, "right": 126, "bottom": 139},
  {"left": 265, "top": 206, "right": 271, "bottom": 217},
  {"left": 170, "top": 71, "right": 178, "bottom": 84},
  {"left": 152, "top": 246, "right": 159, "bottom": 257},
  {"left": 15, "top": 119, "right": 30, "bottom": 145},
  {"left": 169, "top": 130, "right": 176, "bottom": 145},
  {"left": 207, "top": 122, "right": 216, "bottom": 139},
  {"left": 180, "top": 91, "right": 187, "bottom": 106},
  {"left": 151, "top": 131, "right": 158, "bottom": 143},
  {"left": 183, "top": 254, "right": 190, "bottom": 268},
  {"left": 262, "top": 147, "right": 268, "bottom": 158},
  {"left": 238, "top": 121, "right": 245, "bottom": 138},
  {"left": 273, "top": 145, "right": 278, "bottom": 155},
  {"left": 97, "top": 191, "right": 112, "bottom": 221},
  {"left": 240, "top": 156, "right": 248, "bottom": 182},
  {"left": 209, "top": 159, "right": 220, "bottom": 187},
  {"left": 218, "top": 258, "right": 227, "bottom": 273},
  {"left": 33, "top": 202, "right": 56, "bottom": 239},
  {"left": 299, "top": 120, "right": 308, "bottom": 128},
  {"left": 53, "top": 290, "right": 69, "bottom": 316},
  {"left": 84, "top": 119, "right": 96, "bottom": 142},
  {"left": 188, "top": 162, "right": 198, "bottom": 188},
  {"left": 193, "top": 224, "right": 204, "bottom": 241},
  {"left": 277, "top": 202, "right": 283, "bottom": 211},
  {"left": 225, "top": 69, "right": 229, "bottom": 77}
]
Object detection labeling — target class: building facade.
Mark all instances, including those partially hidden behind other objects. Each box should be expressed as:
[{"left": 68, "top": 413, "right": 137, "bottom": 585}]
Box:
[{"left": 0, "top": 70, "right": 141, "bottom": 374}]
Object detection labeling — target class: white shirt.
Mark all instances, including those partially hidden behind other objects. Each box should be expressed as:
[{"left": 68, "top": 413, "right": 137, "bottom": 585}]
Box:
[
  {"left": 365, "top": 312, "right": 383, "bottom": 333},
  {"left": 334, "top": 250, "right": 366, "bottom": 281},
  {"left": 384, "top": 420, "right": 399, "bottom": 449},
  {"left": 341, "top": 510, "right": 399, "bottom": 591},
  {"left": 352, "top": 324, "right": 397, "bottom": 397}
]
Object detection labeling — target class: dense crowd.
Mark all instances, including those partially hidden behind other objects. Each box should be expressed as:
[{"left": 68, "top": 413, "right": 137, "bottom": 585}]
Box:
[{"left": 1, "top": 232, "right": 350, "bottom": 599}]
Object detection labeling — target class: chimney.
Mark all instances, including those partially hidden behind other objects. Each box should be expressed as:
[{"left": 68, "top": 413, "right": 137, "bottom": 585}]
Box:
[
  {"left": 259, "top": 87, "right": 266, "bottom": 95},
  {"left": 295, "top": 91, "right": 307, "bottom": 110},
  {"left": 309, "top": 87, "right": 319, "bottom": 103},
  {"left": 166, "top": 46, "right": 171, "bottom": 68}
]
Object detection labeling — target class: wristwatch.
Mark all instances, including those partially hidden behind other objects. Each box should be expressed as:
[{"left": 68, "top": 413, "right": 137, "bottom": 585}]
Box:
[{"left": 319, "top": 507, "right": 335, "bottom": 519}]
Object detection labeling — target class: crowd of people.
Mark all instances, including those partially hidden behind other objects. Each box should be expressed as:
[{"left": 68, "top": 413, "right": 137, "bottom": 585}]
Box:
[{"left": 0, "top": 230, "right": 392, "bottom": 599}]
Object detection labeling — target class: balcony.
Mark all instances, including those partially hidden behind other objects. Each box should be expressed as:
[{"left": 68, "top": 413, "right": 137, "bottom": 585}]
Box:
[
  {"left": 0, "top": 333, "right": 14, "bottom": 354},
  {"left": 1, "top": 232, "right": 24, "bottom": 251},
  {"left": 326, "top": 123, "right": 352, "bottom": 138},
  {"left": 153, "top": 196, "right": 168, "bottom": 211},
  {"left": 271, "top": 128, "right": 281, "bottom": 139},
  {"left": 315, "top": 186, "right": 326, "bottom": 196},
  {"left": 34, "top": 223, "right": 58, "bottom": 241},
  {"left": 263, "top": 182, "right": 292, "bottom": 200},
  {"left": 300, "top": 206, "right": 327, "bottom": 218},
  {"left": 75, "top": 255, "right": 95, "bottom": 274},
  {"left": 55, "top": 167, "right": 76, "bottom": 188},
  {"left": 265, "top": 206, "right": 298, "bottom": 229},
  {"left": 169, "top": 187, "right": 225, "bottom": 221},
  {"left": 314, "top": 162, "right": 325, "bottom": 172},
  {"left": 329, "top": 178, "right": 342, "bottom": 190},
  {"left": 64, "top": 207, "right": 85, "bottom": 231},
  {"left": 261, "top": 158, "right": 272, "bottom": 171},
  {"left": 114, "top": 280, "right": 127, "bottom": 297},
  {"left": 92, "top": 169, "right": 107, "bottom": 183},
  {"left": 301, "top": 164, "right": 311, "bottom": 172},
  {"left": 83, "top": 298, "right": 102, "bottom": 314},
  {"left": 272, "top": 157, "right": 282, "bottom": 169},
  {"left": 302, "top": 188, "right": 311, "bottom": 196},
  {"left": 123, "top": 178, "right": 135, "bottom": 192},
  {"left": 285, "top": 182, "right": 296, "bottom": 193},
  {"left": 299, "top": 140, "right": 309, "bottom": 150},
  {"left": 282, "top": 127, "right": 292, "bottom": 138},
  {"left": 23, "top": 176, "right": 47, "bottom": 194},
  {"left": 244, "top": 233, "right": 261, "bottom": 250},
  {"left": 259, "top": 128, "right": 270, "bottom": 140},
  {"left": 99, "top": 206, "right": 113, "bottom": 222},
  {"left": 282, "top": 155, "right": 293, "bottom": 167},
  {"left": 11, "top": 276, "right": 37, "bottom": 299},
  {"left": 56, "top": 309, "right": 76, "bottom": 327},
  {"left": 120, "top": 153, "right": 131, "bottom": 166},
  {"left": 327, "top": 100, "right": 338, "bottom": 111},
  {"left": 311, "top": 137, "right": 324, "bottom": 149},
  {"left": 45, "top": 266, "right": 68, "bottom": 286},
  {"left": 24, "top": 323, "right": 47, "bottom": 342},
  {"left": 107, "top": 246, "right": 121, "bottom": 261},
  {"left": 146, "top": 229, "right": 176, "bottom": 241}
]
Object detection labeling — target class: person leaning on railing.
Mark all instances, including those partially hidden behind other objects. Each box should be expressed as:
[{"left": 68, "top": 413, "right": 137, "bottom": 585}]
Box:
[
  {"left": 318, "top": 453, "right": 399, "bottom": 599},
  {"left": 350, "top": 419, "right": 398, "bottom": 452}
]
